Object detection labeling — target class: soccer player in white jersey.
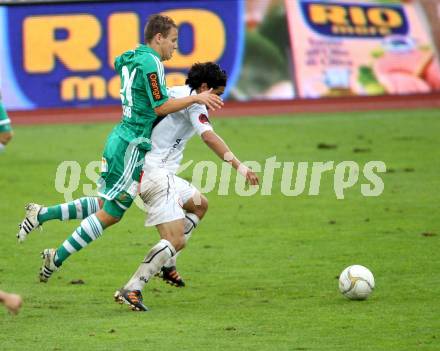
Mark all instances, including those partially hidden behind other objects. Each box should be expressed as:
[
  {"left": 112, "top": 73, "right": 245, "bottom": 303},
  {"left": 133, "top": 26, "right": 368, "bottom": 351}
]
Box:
[{"left": 114, "top": 62, "right": 259, "bottom": 311}]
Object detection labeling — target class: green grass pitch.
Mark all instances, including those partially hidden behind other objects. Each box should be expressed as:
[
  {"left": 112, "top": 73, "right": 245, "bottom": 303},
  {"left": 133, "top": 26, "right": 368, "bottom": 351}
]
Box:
[{"left": 0, "top": 109, "right": 439, "bottom": 350}]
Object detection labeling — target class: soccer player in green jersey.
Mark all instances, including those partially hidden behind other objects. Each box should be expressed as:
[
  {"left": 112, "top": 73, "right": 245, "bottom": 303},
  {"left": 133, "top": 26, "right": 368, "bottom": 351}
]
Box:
[
  {"left": 0, "top": 90, "right": 13, "bottom": 153},
  {"left": 17, "top": 14, "right": 223, "bottom": 283}
]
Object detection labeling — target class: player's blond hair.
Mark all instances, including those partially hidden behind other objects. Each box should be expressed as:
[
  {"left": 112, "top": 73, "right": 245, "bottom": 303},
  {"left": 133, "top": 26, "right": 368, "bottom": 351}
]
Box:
[{"left": 144, "top": 14, "right": 177, "bottom": 43}]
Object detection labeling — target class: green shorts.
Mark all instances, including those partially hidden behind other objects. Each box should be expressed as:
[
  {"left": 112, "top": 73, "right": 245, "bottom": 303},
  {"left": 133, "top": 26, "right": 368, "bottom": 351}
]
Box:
[
  {"left": 0, "top": 102, "right": 12, "bottom": 133},
  {"left": 98, "top": 132, "right": 146, "bottom": 218}
]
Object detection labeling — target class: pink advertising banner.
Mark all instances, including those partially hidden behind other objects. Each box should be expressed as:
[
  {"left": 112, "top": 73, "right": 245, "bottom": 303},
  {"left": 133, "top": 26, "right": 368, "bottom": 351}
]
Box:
[{"left": 286, "top": 0, "right": 440, "bottom": 98}]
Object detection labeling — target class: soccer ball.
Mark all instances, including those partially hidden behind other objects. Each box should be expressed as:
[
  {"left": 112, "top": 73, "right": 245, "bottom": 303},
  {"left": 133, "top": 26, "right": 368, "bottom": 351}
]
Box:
[{"left": 339, "top": 265, "right": 375, "bottom": 300}]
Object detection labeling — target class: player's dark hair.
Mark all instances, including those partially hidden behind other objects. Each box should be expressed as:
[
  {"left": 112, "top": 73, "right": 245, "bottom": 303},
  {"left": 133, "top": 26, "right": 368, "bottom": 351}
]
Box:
[
  {"left": 185, "top": 62, "right": 227, "bottom": 90},
  {"left": 144, "top": 14, "right": 177, "bottom": 43}
]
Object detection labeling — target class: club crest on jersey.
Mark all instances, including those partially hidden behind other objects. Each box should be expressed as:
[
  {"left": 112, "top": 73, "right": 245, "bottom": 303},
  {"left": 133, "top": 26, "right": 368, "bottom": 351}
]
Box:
[
  {"left": 199, "top": 114, "right": 210, "bottom": 124},
  {"left": 147, "top": 72, "right": 163, "bottom": 101}
]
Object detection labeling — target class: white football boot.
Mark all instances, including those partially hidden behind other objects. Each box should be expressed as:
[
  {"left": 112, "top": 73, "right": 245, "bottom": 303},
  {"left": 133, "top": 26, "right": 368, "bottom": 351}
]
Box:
[
  {"left": 39, "top": 248, "right": 59, "bottom": 283},
  {"left": 17, "top": 203, "right": 43, "bottom": 242}
]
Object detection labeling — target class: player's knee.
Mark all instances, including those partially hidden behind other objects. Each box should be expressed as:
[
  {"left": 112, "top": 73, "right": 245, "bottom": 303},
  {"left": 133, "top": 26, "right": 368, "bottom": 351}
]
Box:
[
  {"left": 96, "top": 209, "right": 121, "bottom": 227},
  {"left": 200, "top": 195, "right": 208, "bottom": 214},
  {"left": 103, "top": 216, "right": 120, "bottom": 227},
  {"left": 0, "top": 131, "right": 13, "bottom": 145},
  {"left": 111, "top": 216, "right": 122, "bottom": 225},
  {"left": 192, "top": 194, "right": 208, "bottom": 219}
]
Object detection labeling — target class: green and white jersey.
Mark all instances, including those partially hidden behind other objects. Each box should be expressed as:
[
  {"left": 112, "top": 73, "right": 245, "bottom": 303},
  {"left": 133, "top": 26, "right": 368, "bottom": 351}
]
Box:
[
  {"left": 113, "top": 44, "right": 168, "bottom": 151},
  {"left": 0, "top": 91, "right": 11, "bottom": 133}
]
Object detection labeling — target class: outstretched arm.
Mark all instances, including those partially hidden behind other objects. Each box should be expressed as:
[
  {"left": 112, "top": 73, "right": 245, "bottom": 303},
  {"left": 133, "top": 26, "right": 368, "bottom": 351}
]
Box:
[
  {"left": 201, "top": 130, "right": 259, "bottom": 185},
  {"left": 155, "top": 89, "right": 223, "bottom": 117}
]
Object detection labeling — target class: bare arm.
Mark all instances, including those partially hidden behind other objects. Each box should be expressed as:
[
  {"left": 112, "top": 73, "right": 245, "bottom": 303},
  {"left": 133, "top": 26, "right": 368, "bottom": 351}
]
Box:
[
  {"left": 201, "top": 130, "right": 259, "bottom": 185},
  {"left": 155, "top": 89, "right": 224, "bottom": 117}
]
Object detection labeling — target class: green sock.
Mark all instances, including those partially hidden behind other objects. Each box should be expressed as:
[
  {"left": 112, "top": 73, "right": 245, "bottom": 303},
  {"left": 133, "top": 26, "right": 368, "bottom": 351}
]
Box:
[
  {"left": 54, "top": 214, "right": 105, "bottom": 266},
  {"left": 38, "top": 197, "right": 100, "bottom": 224}
]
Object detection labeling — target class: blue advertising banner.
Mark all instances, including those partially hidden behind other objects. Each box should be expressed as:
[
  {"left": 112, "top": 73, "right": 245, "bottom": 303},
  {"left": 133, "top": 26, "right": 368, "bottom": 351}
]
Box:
[{"left": 0, "top": 1, "right": 244, "bottom": 109}]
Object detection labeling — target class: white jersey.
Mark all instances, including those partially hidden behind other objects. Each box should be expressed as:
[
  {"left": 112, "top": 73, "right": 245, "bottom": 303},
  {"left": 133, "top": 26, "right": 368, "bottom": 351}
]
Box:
[{"left": 143, "top": 85, "right": 213, "bottom": 174}]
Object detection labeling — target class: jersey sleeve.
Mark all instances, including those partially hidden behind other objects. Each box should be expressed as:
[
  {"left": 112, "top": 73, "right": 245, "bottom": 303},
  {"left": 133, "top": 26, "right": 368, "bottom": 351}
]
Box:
[
  {"left": 142, "top": 56, "right": 168, "bottom": 108},
  {"left": 188, "top": 104, "right": 213, "bottom": 135}
]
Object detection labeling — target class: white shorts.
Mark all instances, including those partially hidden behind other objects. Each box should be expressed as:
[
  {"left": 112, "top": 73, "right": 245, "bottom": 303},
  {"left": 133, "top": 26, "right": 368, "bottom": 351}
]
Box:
[
  {"left": 174, "top": 175, "right": 198, "bottom": 206},
  {"left": 140, "top": 168, "right": 197, "bottom": 227}
]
